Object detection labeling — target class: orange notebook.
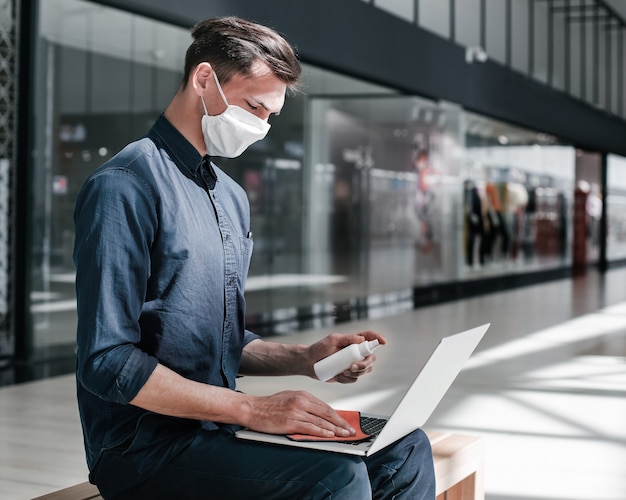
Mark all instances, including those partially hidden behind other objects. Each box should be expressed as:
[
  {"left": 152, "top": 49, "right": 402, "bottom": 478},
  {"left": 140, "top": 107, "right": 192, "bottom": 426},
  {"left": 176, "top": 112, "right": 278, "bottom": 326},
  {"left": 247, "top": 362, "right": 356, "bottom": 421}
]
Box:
[{"left": 287, "top": 410, "right": 372, "bottom": 442}]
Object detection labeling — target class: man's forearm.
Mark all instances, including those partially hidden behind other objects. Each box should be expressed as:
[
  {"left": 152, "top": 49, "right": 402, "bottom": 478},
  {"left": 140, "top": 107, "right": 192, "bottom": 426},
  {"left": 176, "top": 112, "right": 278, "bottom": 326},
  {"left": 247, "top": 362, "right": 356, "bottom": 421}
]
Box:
[
  {"left": 239, "top": 339, "right": 312, "bottom": 377},
  {"left": 129, "top": 363, "right": 253, "bottom": 424}
]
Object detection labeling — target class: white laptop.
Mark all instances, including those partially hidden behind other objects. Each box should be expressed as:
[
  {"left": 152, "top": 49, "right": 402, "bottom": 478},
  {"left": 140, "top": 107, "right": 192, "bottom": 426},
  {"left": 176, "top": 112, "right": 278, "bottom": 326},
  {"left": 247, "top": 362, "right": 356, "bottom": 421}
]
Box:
[{"left": 235, "top": 323, "right": 489, "bottom": 456}]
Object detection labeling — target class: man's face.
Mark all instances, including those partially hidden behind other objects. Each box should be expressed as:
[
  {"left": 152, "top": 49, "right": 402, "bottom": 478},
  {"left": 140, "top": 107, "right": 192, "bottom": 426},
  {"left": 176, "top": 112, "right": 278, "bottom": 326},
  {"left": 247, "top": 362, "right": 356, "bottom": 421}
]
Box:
[{"left": 207, "top": 61, "right": 287, "bottom": 122}]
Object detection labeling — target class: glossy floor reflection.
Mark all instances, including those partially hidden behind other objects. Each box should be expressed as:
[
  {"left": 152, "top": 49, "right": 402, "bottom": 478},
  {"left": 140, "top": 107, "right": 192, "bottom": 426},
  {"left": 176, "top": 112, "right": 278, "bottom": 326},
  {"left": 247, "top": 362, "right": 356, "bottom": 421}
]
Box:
[{"left": 1, "top": 268, "right": 625, "bottom": 499}]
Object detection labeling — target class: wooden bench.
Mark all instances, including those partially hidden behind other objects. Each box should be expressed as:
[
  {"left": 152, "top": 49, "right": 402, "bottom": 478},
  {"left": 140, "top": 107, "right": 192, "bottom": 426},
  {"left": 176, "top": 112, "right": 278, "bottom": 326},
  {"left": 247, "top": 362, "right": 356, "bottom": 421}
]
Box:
[
  {"left": 429, "top": 432, "right": 484, "bottom": 500},
  {"left": 33, "top": 432, "right": 483, "bottom": 500},
  {"left": 32, "top": 481, "right": 103, "bottom": 500}
]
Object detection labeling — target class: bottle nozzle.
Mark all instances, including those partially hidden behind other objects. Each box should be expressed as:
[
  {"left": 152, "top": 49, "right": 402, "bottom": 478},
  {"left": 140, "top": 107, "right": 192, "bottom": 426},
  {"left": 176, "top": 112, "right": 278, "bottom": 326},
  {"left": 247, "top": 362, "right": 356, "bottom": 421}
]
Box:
[{"left": 359, "top": 339, "right": 380, "bottom": 356}]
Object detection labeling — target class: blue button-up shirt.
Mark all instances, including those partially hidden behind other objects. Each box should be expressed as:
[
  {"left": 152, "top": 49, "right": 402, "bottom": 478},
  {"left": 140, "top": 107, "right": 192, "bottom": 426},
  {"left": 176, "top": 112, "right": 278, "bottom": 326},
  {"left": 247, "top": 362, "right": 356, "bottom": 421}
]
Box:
[{"left": 73, "top": 114, "right": 260, "bottom": 476}]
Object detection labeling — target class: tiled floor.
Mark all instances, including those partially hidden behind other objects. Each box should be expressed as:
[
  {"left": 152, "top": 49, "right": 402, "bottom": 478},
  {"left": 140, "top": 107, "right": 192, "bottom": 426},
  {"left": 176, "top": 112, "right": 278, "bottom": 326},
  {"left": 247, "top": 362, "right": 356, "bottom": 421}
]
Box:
[{"left": 1, "top": 267, "right": 625, "bottom": 499}]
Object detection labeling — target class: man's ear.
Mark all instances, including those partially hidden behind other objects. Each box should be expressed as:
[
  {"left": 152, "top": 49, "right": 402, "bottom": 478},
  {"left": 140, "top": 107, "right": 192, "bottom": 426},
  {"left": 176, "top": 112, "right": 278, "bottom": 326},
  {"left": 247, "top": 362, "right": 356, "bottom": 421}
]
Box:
[{"left": 191, "top": 62, "right": 213, "bottom": 97}]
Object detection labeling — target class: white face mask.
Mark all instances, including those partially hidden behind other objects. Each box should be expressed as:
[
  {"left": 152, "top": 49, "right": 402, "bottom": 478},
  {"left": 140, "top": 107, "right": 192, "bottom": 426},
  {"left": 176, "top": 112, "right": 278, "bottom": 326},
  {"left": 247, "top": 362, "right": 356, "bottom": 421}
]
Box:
[{"left": 200, "top": 71, "right": 271, "bottom": 158}]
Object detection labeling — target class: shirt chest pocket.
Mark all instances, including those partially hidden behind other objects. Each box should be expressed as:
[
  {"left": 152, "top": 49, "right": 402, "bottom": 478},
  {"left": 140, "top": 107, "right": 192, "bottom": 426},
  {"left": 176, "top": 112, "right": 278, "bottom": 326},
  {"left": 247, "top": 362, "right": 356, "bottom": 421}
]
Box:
[{"left": 238, "top": 235, "right": 254, "bottom": 282}]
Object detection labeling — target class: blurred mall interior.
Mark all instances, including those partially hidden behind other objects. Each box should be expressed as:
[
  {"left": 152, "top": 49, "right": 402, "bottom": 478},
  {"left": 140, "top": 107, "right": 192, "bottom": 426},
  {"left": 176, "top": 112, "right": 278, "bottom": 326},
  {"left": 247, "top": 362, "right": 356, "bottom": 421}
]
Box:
[{"left": 0, "top": 0, "right": 625, "bottom": 498}]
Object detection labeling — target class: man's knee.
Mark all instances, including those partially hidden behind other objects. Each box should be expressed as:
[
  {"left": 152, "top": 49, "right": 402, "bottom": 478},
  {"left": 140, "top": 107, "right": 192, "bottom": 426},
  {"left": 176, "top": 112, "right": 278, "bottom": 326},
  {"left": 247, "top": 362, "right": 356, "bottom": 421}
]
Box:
[
  {"left": 316, "top": 456, "right": 372, "bottom": 500},
  {"left": 365, "top": 429, "right": 435, "bottom": 498},
  {"left": 410, "top": 428, "right": 433, "bottom": 456},
  {"left": 400, "top": 428, "right": 435, "bottom": 473}
]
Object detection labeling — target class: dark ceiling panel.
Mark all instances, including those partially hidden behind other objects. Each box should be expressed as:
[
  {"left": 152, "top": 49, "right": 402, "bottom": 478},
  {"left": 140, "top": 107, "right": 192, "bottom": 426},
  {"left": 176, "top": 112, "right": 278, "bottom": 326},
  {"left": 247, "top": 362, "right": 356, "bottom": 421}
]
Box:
[{"left": 95, "top": 0, "right": 626, "bottom": 156}]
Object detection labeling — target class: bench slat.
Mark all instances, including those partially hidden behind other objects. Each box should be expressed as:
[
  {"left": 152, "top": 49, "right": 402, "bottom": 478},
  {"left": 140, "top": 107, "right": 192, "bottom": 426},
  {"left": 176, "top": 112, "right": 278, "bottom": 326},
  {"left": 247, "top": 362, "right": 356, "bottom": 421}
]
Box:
[{"left": 31, "top": 481, "right": 102, "bottom": 500}]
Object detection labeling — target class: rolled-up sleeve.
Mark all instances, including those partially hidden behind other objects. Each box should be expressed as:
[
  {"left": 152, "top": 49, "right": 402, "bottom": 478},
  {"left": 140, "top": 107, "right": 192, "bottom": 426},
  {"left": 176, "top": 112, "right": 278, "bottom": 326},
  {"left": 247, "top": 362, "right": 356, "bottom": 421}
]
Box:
[{"left": 74, "top": 166, "right": 159, "bottom": 404}]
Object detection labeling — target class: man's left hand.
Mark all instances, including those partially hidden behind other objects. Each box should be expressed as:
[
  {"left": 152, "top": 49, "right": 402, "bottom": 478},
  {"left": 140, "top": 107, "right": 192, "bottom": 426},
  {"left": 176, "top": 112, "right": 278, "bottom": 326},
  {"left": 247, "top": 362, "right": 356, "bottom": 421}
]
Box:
[{"left": 307, "top": 331, "right": 386, "bottom": 384}]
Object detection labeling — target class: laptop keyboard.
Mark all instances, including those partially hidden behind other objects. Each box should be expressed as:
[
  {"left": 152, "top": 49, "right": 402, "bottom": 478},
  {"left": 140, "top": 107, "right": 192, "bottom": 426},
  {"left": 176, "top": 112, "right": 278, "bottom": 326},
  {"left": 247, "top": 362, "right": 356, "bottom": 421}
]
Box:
[{"left": 359, "top": 415, "right": 387, "bottom": 436}]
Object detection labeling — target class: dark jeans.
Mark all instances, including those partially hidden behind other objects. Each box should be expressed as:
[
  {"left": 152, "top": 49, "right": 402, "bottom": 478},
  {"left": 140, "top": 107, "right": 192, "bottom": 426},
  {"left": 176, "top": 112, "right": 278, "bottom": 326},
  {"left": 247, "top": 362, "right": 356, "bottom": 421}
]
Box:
[{"left": 93, "top": 427, "right": 435, "bottom": 499}]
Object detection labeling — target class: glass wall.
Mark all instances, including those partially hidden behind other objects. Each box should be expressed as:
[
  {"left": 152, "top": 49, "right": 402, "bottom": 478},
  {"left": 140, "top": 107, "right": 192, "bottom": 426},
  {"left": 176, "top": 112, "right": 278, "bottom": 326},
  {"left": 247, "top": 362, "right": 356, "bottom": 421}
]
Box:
[
  {"left": 0, "top": 1, "right": 15, "bottom": 364},
  {"left": 32, "top": 0, "right": 578, "bottom": 355},
  {"left": 34, "top": 0, "right": 398, "bottom": 351},
  {"left": 33, "top": 0, "right": 190, "bottom": 359},
  {"left": 606, "top": 154, "right": 626, "bottom": 261}
]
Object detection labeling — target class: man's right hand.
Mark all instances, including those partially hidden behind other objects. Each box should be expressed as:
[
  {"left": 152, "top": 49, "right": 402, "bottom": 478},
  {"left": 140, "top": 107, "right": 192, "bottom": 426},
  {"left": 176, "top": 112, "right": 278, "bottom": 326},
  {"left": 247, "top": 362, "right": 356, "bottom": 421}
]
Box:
[{"left": 244, "top": 390, "right": 356, "bottom": 438}]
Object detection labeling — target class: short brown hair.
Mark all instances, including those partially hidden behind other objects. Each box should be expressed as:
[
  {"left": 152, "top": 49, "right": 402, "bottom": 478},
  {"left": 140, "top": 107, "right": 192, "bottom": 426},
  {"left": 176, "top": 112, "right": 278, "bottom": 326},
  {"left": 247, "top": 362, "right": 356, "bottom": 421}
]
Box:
[{"left": 182, "top": 16, "right": 301, "bottom": 91}]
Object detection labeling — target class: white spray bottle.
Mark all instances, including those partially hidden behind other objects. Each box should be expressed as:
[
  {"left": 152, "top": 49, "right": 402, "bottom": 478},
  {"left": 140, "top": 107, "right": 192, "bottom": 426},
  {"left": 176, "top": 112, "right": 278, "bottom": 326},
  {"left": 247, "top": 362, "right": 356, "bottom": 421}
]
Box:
[{"left": 314, "top": 339, "right": 381, "bottom": 382}]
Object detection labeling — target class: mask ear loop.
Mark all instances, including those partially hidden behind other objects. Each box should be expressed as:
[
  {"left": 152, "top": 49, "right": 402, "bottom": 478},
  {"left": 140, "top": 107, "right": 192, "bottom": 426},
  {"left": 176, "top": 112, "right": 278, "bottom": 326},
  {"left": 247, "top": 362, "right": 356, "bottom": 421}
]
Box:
[
  {"left": 200, "top": 96, "right": 209, "bottom": 115},
  {"left": 211, "top": 70, "right": 229, "bottom": 106}
]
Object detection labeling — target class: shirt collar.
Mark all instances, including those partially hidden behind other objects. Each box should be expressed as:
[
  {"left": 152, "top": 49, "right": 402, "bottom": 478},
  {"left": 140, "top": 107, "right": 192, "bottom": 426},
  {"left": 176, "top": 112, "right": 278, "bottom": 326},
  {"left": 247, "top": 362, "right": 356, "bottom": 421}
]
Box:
[{"left": 148, "top": 114, "right": 217, "bottom": 186}]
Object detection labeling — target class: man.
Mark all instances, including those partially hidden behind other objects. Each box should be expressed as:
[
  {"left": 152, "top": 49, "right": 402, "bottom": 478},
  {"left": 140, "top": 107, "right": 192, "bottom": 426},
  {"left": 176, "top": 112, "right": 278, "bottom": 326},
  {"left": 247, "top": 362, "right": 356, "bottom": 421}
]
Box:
[{"left": 74, "top": 16, "right": 435, "bottom": 499}]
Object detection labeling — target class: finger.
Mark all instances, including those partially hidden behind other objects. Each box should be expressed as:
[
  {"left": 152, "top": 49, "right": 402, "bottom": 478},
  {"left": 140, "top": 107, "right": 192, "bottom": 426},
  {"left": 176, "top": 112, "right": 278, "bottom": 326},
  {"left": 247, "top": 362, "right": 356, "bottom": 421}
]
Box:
[
  {"left": 334, "top": 373, "right": 359, "bottom": 384},
  {"left": 291, "top": 413, "right": 354, "bottom": 438},
  {"left": 333, "top": 334, "right": 362, "bottom": 349},
  {"left": 291, "top": 416, "right": 339, "bottom": 437},
  {"left": 356, "top": 330, "right": 387, "bottom": 345},
  {"left": 337, "top": 366, "right": 371, "bottom": 380},
  {"left": 333, "top": 359, "right": 374, "bottom": 383},
  {"left": 303, "top": 400, "right": 356, "bottom": 436},
  {"left": 292, "top": 418, "right": 353, "bottom": 438},
  {"left": 350, "top": 356, "right": 376, "bottom": 373}
]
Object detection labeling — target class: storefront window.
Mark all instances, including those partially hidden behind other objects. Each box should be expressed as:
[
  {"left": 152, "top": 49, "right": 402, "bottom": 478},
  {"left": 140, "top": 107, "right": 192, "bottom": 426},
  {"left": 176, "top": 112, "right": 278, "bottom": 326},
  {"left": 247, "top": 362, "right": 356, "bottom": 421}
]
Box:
[
  {"left": 306, "top": 95, "right": 463, "bottom": 297},
  {"left": 462, "top": 113, "right": 575, "bottom": 274}
]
